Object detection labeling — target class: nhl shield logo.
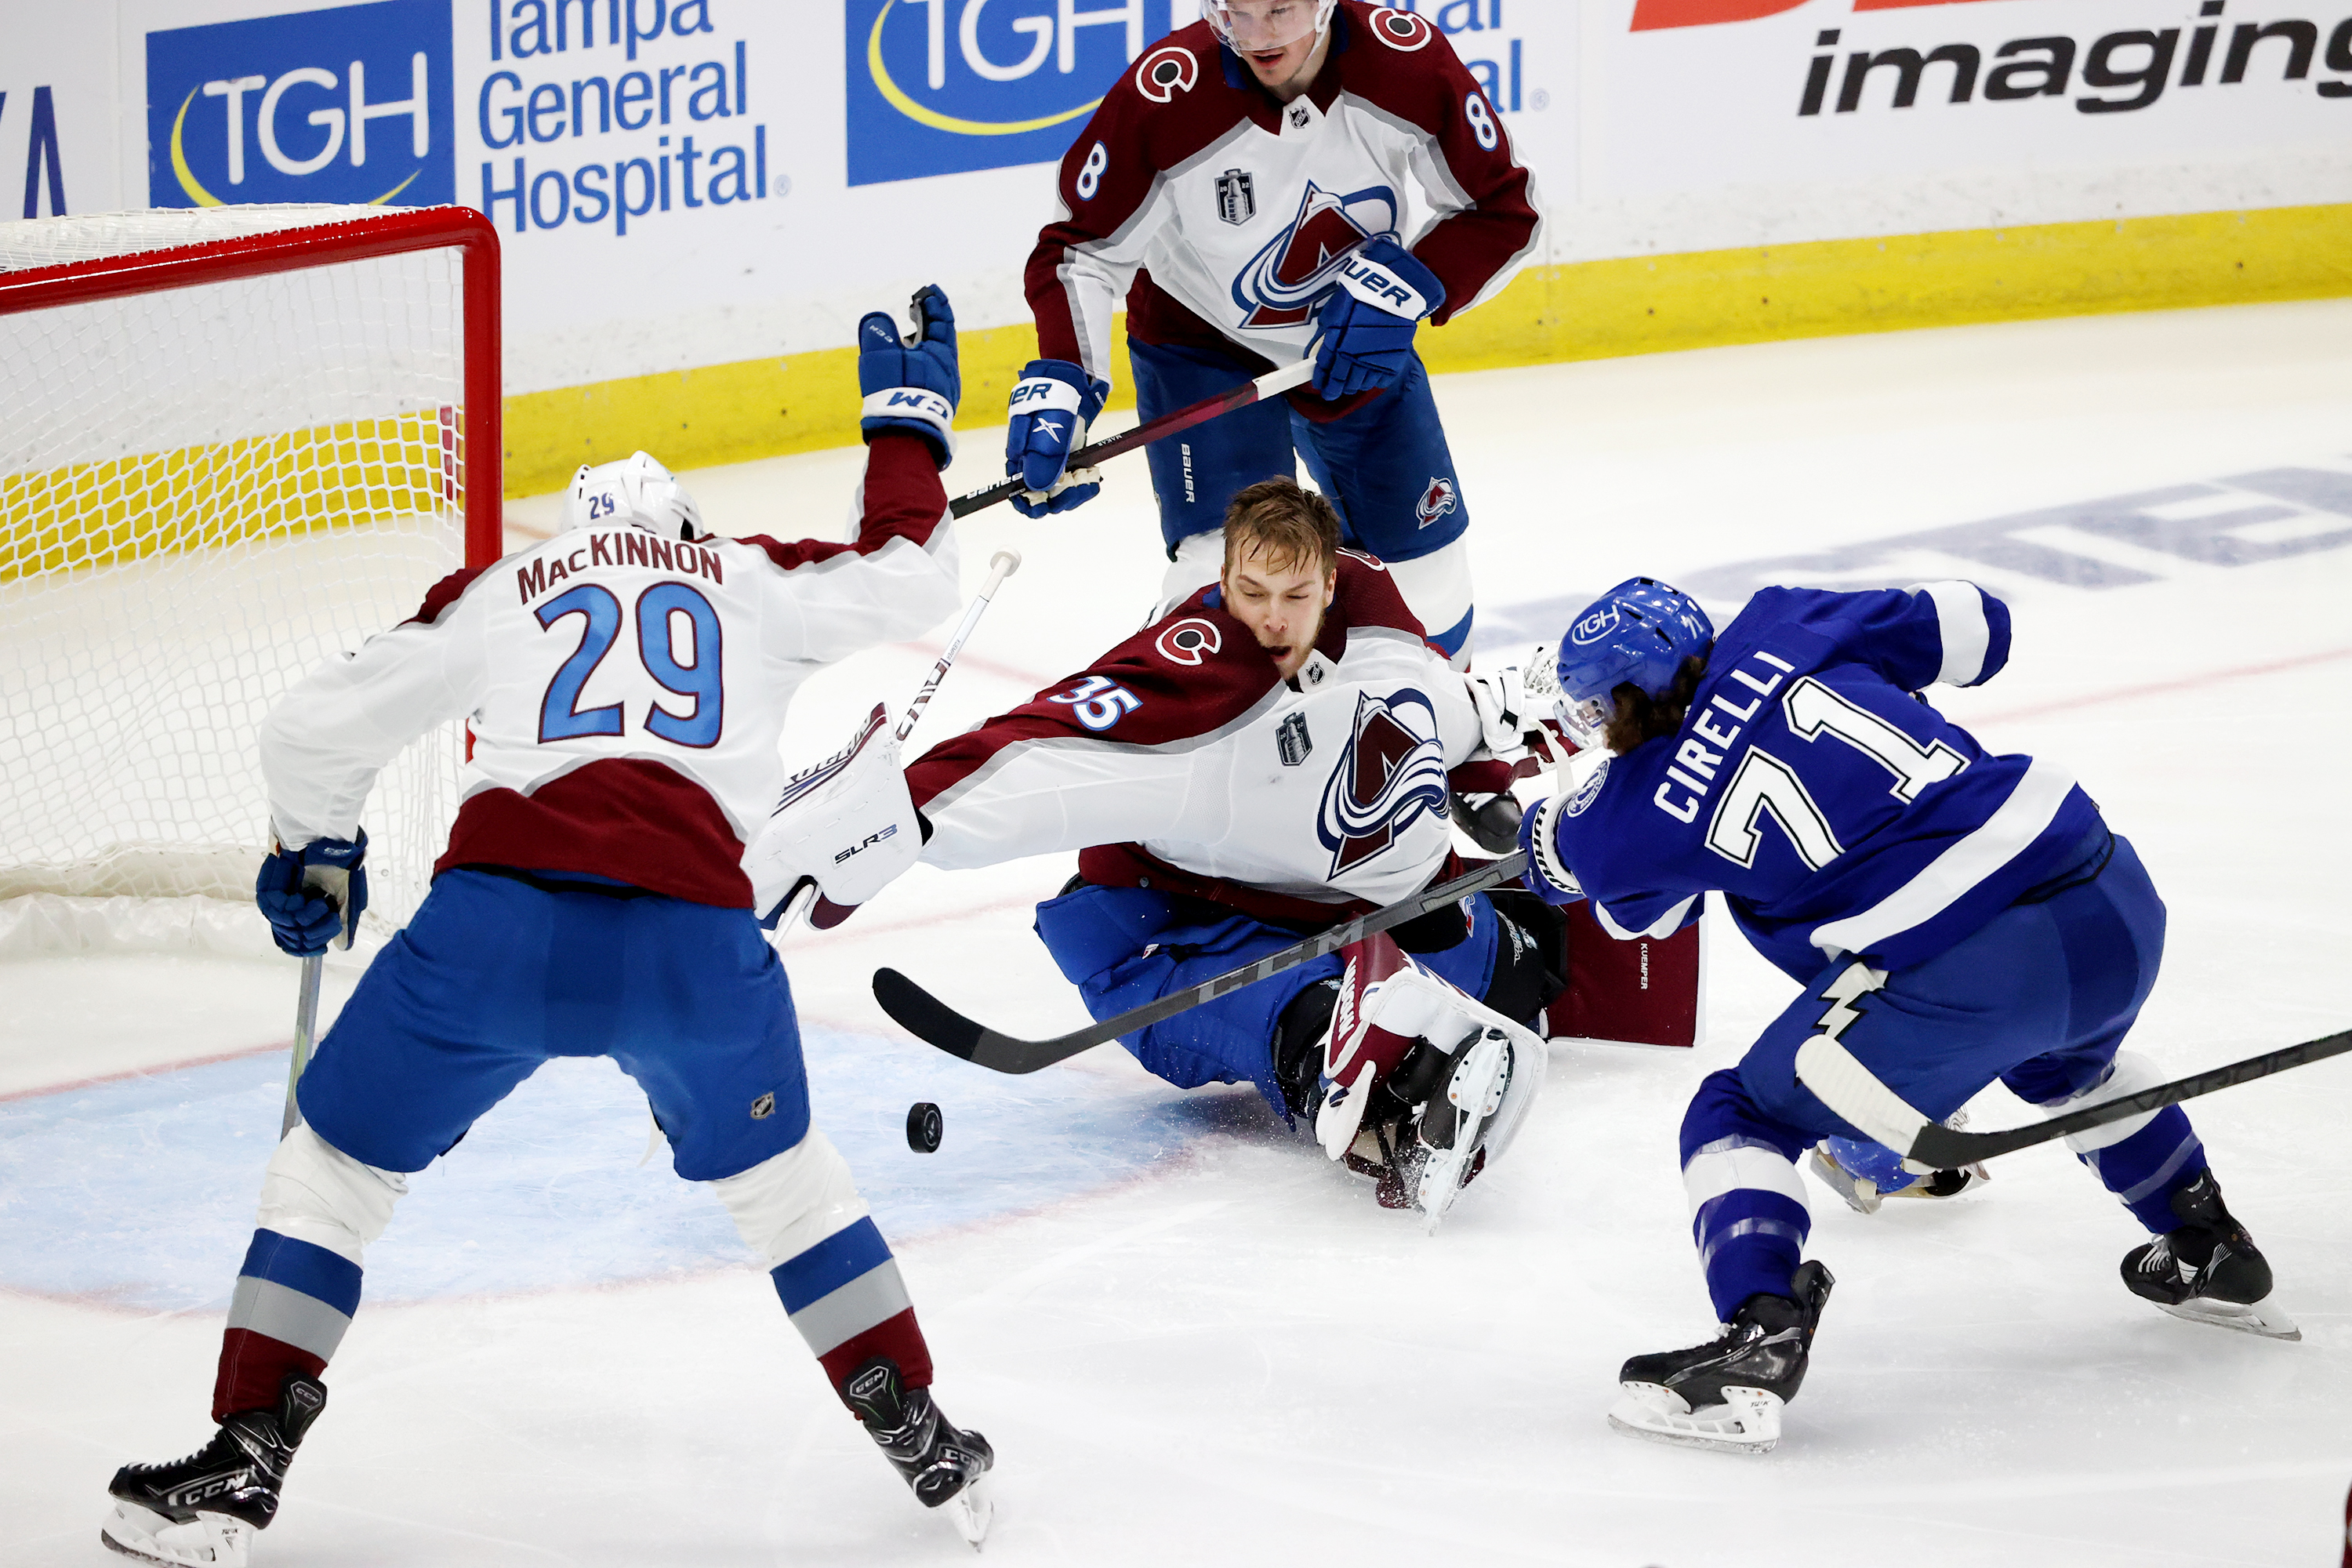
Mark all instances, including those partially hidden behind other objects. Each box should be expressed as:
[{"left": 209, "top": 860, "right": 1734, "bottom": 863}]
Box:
[
  {"left": 1415, "top": 477, "right": 1457, "bottom": 528},
  {"left": 1216, "top": 169, "right": 1255, "bottom": 226},
  {"left": 1277, "top": 711, "right": 1312, "bottom": 767}
]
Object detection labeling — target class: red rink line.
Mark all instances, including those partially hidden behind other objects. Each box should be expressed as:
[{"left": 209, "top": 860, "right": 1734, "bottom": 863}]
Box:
[
  {"left": 1973, "top": 643, "right": 2352, "bottom": 724},
  {"left": 0, "top": 1040, "right": 289, "bottom": 1104}
]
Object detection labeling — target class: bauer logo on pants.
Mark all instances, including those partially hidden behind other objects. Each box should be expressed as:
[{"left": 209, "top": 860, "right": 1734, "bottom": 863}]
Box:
[{"left": 144, "top": 0, "right": 455, "bottom": 209}]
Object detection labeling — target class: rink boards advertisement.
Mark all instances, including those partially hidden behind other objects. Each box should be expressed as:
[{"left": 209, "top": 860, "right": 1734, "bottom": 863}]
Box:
[{"left": 0, "top": 0, "right": 2347, "bottom": 492}]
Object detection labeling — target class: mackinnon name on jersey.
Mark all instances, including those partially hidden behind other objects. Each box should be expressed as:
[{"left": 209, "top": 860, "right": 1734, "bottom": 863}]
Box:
[{"left": 517, "top": 532, "right": 726, "bottom": 605}]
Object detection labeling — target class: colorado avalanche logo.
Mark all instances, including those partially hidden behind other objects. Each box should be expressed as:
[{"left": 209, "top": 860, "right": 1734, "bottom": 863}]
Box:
[
  {"left": 1230, "top": 180, "right": 1400, "bottom": 330},
  {"left": 1415, "top": 477, "right": 1457, "bottom": 528},
  {"left": 1156, "top": 618, "right": 1222, "bottom": 666},
  {"left": 1136, "top": 45, "right": 1198, "bottom": 104},
  {"left": 1316, "top": 688, "right": 1450, "bottom": 877},
  {"left": 1370, "top": 9, "right": 1435, "bottom": 49}
]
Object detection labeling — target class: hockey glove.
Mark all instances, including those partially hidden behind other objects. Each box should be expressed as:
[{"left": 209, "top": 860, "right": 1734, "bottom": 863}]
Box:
[
  {"left": 255, "top": 830, "right": 369, "bottom": 956},
  {"left": 1515, "top": 796, "right": 1586, "bottom": 908},
  {"left": 858, "top": 285, "right": 960, "bottom": 470},
  {"left": 1312, "top": 238, "right": 1446, "bottom": 401},
  {"left": 1004, "top": 359, "right": 1108, "bottom": 517},
  {"left": 746, "top": 705, "right": 922, "bottom": 927}
]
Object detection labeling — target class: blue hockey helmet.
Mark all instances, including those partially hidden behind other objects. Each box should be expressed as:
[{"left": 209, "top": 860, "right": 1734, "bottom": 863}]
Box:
[{"left": 1549, "top": 578, "right": 1714, "bottom": 746}]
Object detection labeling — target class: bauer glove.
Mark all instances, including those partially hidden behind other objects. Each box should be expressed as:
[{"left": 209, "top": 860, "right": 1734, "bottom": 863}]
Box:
[
  {"left": 858, "top": 285, "right": 960, "bottom": 470},
  {"left": 255, "top": 830, "right": 369, "bottom": 956},
  {"left": 1312, "top": 237, "right": 1446, "bottom": 401},
  {"left": 1004, "top": 358, "right": 1107, "bottom": 517}
]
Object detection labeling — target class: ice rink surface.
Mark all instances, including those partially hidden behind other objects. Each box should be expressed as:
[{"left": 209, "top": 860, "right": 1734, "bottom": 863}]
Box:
[{"left": 6, "top": 300, "right": 2352, "bottom": 1566}]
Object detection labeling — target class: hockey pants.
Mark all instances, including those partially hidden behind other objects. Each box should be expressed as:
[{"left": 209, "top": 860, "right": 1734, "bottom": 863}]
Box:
[
  {"left": 211, "top": 869, "right": 931, "bottom": 1419},
  {"left": 1675, "top": 831, "right": 2213, "bottom": 1319}
]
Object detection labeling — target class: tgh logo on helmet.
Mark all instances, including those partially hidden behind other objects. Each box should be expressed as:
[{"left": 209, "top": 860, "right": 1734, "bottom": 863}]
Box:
[{"left": 1570, "top": 606, "right": 1621, "bottom": 645}]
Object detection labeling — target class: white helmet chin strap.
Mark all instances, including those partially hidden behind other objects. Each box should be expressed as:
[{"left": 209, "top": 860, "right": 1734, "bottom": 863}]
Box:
[{"left": 559, "top": 450, "right": 705, "bottom": 541}]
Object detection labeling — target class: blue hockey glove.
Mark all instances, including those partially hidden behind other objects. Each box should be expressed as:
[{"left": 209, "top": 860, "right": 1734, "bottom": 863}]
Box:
[
  {"left": 255, "top": 830, "right": 369, "bottom": 956},
  {"left": 858, "top": 285, "right": 960, "bottom": 470},
  {"left": 1312, "top": 238, "right": 1446, "bottom": 401},
  {"left": 1515, "top": 796, "right": 1586, "bottom": 908},
  {"left": 1004, "top": 358, "right": 1108, "bottom": 517}
]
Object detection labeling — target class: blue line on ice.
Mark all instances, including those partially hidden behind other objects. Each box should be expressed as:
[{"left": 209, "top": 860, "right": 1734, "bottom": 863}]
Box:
[{"left": 0, "top": 1025, "right": 1241, "bottom": 1312}]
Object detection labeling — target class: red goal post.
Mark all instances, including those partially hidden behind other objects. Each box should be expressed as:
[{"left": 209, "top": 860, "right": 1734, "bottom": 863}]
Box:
[{"left": 0, "top": 204, "right": 503, "bottom": 946}]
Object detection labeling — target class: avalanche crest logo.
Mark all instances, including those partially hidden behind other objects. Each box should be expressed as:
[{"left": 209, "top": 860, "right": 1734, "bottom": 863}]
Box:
[
  {"left": 1415, "top": 477, "right": 1457, "bottom": 528},
  {"left": 1230, "top": 180, "right": 1400, "bottom": 329},
  {"left": 1316, "top": 688, "right": 1449, "bottom": 877}
]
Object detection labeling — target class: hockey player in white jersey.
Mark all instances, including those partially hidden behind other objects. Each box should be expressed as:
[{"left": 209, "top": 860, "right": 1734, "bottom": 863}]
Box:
[
  {"left": 756, "top": 478, "right": 1558, "bottom": 1224},
  {"left": 100, "top": 289, "right": 994, "bottom": 1566},
  {"left": 1004, "top": 0, "right": 1542, "bottom": 670}
]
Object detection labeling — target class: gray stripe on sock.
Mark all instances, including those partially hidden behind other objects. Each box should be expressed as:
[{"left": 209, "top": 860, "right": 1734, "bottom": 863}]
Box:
[
  {"left": 786, "top": 1258, "right": 913, "bottom": 1357},
  {"left": 1699, "top": 1217, "right": 1806, "bottom": 1271},
  {"left": 2119, "top": 1134, "right": 2205, "bottom": 1208},
  {"left": 227, "top": 1276, "right": 354, "bottom": 1362}
]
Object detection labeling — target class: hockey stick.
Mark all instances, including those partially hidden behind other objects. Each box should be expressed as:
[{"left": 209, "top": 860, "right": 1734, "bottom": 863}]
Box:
[
  {"left": 777, "top": 550, "right": 1023, "bottom": 932},
  {"left": 1796, "top": 1025, "right": 2352, "bottom": 1171},
  {"left": 280, "top": 952, "right": 324, "bottom": 1138},
  {"left": 947, "top": 359, "right": 1317, "bottom": 519},
  {"left": 873, "top": 851, "right": 1527, "bottom": 1073},
  {"left": 896, "top": 548, "right": 1022, "bottom": 744}
]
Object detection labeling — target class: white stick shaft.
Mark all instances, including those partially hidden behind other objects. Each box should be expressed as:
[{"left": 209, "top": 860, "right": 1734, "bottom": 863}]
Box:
[
  {"left": 1257, "top": 359, "right": 1317, "bottom": 398},
  {"left": 895, "top": 548, "right": 1021, "bottom": 746}
]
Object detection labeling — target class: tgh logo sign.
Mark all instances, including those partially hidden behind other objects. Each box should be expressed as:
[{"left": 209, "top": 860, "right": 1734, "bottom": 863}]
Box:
[{"left": 147, "top": 0, "right": 455, "bottom": 209}]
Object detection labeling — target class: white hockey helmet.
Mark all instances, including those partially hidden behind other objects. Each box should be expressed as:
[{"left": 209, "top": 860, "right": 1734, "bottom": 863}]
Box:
[
  {"left": 1202, "top": 0, "right": 1338, "bottom": 55},
  {"left": 560, "top": 451, "right": 703, "bottom": 541}
]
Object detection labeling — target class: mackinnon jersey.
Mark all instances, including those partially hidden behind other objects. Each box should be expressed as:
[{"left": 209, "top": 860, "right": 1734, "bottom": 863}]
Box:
[
  {"left": 907, "top": 556, "right": 1482, "bottom": 919},
  {"left": 1026, "top": 2, "right": 1541, "bottom": 401},
  {"left": 259, "top": 434, "right": 960, "bottom": 908},
  {"left": 1543, "top": 583, "right": 2103, "bottom": 981}
]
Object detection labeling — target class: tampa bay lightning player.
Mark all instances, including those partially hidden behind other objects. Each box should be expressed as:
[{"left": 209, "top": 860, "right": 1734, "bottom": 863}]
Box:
[{"left": 1516, "top": 577, "right": 2295, "bottom": 1454}]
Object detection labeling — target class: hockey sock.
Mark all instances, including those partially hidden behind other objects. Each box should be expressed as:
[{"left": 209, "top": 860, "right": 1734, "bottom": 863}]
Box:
[
  {"left": 213, "top": 1230, "right": 360, "bottom": 1420},
  {"left": 2022, "top": 1051, "right": 2209, "bottom": 1232},
  {"left": 1681, "top": 1069, "right": 1814, "bottom": 1322},
  {"left": 212, "top": 1125, "right": 405, "bottom": 1421},
  {"left": 771, "top": 1216, "right": 935, "bottom": 1408}
]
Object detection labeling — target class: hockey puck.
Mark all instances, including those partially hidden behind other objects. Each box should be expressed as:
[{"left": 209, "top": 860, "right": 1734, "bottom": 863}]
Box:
[{"left": 906, "top": 1102, "right": 943, "bottom": 1153}]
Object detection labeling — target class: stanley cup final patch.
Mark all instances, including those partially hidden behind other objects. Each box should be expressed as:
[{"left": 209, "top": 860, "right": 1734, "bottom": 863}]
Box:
[
  {"left": 1216, "top": 169, "right": 1255, "bottom": 226},
  {"left": 1278, "top": 711, "right": 1312, "bottom": 767}
]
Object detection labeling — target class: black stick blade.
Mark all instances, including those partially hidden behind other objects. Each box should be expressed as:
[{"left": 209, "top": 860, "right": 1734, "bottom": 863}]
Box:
[{"left": 873, "top": 967, "right": 987, "bottom": 1060}]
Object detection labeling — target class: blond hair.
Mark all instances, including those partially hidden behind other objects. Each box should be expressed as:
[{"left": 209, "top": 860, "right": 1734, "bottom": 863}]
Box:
[{"left": 1222, "top": 477, "right": 1341, "bottom": 580}]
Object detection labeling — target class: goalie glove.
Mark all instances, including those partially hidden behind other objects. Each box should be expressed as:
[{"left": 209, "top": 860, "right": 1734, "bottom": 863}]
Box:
[{"left": 746, "top": 705, "right": 921, "bottom": 927}]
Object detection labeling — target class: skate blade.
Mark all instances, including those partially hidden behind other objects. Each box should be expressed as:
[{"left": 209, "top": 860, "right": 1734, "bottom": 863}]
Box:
[
  {"left": 1606, "top": 1383, "right": 1783, "bottom": 1455},
  {"left": 941, "top": 1475, "right": 993, "bottom": 1550},
  {"left": 2158, "top": 1296, "right": 2302, "bottom": 1341},
  {"left": 101, "top": 1502, "right": 250, "bottom": 1568}
]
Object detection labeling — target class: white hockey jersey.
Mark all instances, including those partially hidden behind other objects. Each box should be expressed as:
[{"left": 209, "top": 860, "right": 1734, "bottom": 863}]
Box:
[
  {"left": 1026, "top": 2, "right": 1542, "bottom": 396},
  {"left": 906, "top": 555, "right": 1482, "bottom": 919},
  {"left": 259, "top": 434, "right": 959, "bottom": 909}
]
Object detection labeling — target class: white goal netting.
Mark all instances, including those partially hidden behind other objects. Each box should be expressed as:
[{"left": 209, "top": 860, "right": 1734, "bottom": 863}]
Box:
[{"left": 0, "top": 205, "right": 487, "bottom": 946}]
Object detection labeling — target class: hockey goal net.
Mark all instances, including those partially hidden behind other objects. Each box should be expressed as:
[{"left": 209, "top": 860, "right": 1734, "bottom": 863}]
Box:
[{"left": 0, "top": 204, "right": 502, "bottom": 945}]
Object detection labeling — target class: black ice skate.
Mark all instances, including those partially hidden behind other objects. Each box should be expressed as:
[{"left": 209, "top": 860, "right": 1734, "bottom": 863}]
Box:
[
  {"left": 2122, "top": 1171, "right": 2299, "bottom": 1340},
  {"left": 101, "top": 1371, "right": 326, "bottom": 1568},
  {"left": 1608, "top": 1261, "right": 1835, "bottom": 1454},
  {"left": 844, "top": 1357, "right": 995, "bottom": 1548}
]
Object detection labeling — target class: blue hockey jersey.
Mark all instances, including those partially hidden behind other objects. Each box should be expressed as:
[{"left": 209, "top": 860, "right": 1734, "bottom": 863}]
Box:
[{"left": 1544, "top": 583, "right": 2102, "bottom": 982}]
